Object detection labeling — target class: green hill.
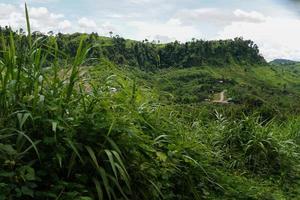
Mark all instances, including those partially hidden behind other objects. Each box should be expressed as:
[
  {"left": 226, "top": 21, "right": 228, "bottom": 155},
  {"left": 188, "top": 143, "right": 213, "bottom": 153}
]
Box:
[
  {"left": 126, "top": 63, "right": 300, "bottom": 121},
  {"left": 269, "top": 59, "right": 299, "bottom": 65},
  {"left": 1, "top": 14, "right": 300, "bottom": 199}
]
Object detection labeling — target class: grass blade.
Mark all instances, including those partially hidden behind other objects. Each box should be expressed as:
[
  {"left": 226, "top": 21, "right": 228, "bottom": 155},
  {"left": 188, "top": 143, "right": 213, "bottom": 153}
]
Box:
[{"left": 25, "top": 3, "right": 32, "bottom": 48}]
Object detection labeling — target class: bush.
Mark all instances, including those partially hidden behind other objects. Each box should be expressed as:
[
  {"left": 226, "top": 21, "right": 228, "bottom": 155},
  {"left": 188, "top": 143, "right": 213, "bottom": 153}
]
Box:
[{"left": 213, "top": 113, "right": 299, "bottom": 177}]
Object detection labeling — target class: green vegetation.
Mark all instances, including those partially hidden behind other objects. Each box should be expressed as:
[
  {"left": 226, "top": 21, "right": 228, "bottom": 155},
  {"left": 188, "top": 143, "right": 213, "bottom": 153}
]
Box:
[
  {"left": 269, "top": 59, "right": 299, "bottom": 66},
  {"left": 0, "top": 5, "right": 300, "bottom": 199}
]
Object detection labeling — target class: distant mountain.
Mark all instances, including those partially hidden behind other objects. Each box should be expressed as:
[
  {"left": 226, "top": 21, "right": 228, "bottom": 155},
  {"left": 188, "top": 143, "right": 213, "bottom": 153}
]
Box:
[{"left": 269, "top": 59, "right": 299, "bottom": 65}]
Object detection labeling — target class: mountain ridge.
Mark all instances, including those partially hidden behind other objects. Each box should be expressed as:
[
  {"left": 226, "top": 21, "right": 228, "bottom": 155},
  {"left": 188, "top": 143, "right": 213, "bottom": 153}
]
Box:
[{"left": 269, "top": 58, "right": 300, "bottom": 65}]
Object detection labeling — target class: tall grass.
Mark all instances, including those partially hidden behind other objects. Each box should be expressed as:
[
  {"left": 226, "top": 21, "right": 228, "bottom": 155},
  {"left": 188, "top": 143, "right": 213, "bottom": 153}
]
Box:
[{"left": 0, "top": 4, "right": 132, "bottom": 199}]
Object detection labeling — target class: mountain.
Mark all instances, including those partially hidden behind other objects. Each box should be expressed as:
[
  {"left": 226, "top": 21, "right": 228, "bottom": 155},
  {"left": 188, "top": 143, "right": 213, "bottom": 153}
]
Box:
[{"left": 269, "top": 58, "right": 299, "bottom": 65}]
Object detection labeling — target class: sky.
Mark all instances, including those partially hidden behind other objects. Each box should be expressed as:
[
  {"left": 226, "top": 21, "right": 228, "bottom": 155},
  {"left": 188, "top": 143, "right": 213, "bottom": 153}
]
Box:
[{"left": 0, "top": 0, "right": 300, "bottom": 61}]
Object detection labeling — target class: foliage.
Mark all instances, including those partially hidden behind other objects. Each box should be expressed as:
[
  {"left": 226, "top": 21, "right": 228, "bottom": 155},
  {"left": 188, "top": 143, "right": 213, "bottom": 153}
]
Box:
[
  {"left": 0, "top": 26, "right": 266, "bottom": 71},
  {"left": 0, "top": 5, "right": 299, "bottom": 200}
]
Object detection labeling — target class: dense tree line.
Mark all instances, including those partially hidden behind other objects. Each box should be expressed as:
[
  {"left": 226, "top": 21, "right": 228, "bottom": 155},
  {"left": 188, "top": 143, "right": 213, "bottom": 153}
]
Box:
[{"left": 0, "top": 26, "right": 266, "bottom": 70}]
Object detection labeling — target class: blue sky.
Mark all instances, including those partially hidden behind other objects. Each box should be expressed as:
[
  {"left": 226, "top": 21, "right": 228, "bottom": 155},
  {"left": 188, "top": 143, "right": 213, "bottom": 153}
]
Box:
[{"left": 1, "top": 0, "right": 300, "bottom": 60}]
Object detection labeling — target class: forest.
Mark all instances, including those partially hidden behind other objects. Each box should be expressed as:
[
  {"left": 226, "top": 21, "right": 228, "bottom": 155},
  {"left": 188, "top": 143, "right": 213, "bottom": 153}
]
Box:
[
  {"left": 0, "top": 5, "right": 300, "bottom": 200},
  {"left": 0, "top": 26, "right": 265, "bottom": 70}
]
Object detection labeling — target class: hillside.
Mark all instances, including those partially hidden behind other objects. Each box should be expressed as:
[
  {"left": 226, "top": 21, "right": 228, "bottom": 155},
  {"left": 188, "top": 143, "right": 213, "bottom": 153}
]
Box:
[
  {"left": 0, "top": 26, "right": 266, "bottom": 69},
  {"left": 125, "top": 63, "right": 300, "bottom": 121},
  {"left": 270, "top": 59, "right": 299, "bottom": 65},
  {"left": 1, "top": 13, "right": 300, "bottom": 199}
]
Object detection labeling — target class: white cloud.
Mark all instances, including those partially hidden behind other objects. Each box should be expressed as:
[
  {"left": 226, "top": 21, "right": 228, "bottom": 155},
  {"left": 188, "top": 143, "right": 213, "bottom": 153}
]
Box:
[
  {"left": 0, "top": 3, "right": 71, "bottom": 33},
  {"left": 58, "top": 20, "right": 72, "bottom": 31},
  {"left": 126, "top": 8, "right": 269, "bottom": 43},
  {"left": 172, "top": 8, "right": 267, "bottom": 26},
  {"left": 29, "top": 7, "right": 69, "bottom": 33},
  {"left": 0, "top": 4, "right": 24, "bottom": 29},
  {"left": 100, "top": 22, "right": 117, "bottom": 33},
  {"left": 0, "top": 4, "right": 17, "bottom": 18},
  {"left": 30, "top": 7, "right": 49, "bottom": 17},
  {"left": 0, "top": 3, "right": 118, "bottom": 35},
  {"left": 233, "top": 9, "right": 267, "bottom": 23},
  {"left": 78, "top": 17, "right": 97, "bottom": 29},
  {"left": 77, "top": 17, "right": 118, "bottom": 35},
  {"left": 217, "top": 17, "right": 300, "bottom": 61},
  {"left": 128, "top": 19, "right": 201, "bottom": 42}
]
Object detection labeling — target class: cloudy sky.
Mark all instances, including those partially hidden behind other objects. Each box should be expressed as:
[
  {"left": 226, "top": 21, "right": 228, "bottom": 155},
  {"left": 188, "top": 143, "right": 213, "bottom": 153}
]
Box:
[{"left": 1, "top": 0, "right": 300, "bottom": 61}]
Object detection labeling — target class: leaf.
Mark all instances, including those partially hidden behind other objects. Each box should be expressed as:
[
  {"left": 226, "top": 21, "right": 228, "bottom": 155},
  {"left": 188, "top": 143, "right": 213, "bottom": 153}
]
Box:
[
  {"left": 153, "top": 135, "right": 168, "bottom": 145},
  {"left": 18, "top": 140, "right": 41, "bottom": 158},
  {"left": 86, "top": 147, "right": 110, "bottom": 199},
  {"left": 0, "top": 144, "right": 17, "bottom": 155},
  {"left": 85, "top": 145, "right": 99, "bottom": 168},
  {"left": 111, "top": 151, "right": 129, "bottom": 178},
  {"left": 56, "top": 153, "right": 63, "bottom": 168},
  {"left": 19, "top": 166, "right": 35, "bottom": 181},
  {"left": 148, "top": 179, "right": 164, "bottom": 199},
  {"left": 21, "top": 186, "right": 34, "bottom": 197},
  {"left": 105, "top": 150, "right": 118, "bottom": 179},
  {"left": 104, "top": 136, "right": 121, "bottom": 155},
  {"left": 0, "top": 171, "right": 15, "bottom": 177},
  {"left": 17, "top": 112, "right": 32, "bottom": 130},
  {"left": 15, "top": 130, "right": 40, "bottom": 161},
  {"left": 114, "top": 163, "right": 130, "bottom": 190},
  {"left": 25, "top": 3, "right": 32, "bottom": 48},
  {"left": 79, "top": 197, "right": 93, "bottom": 200},
  {"left": 97, "top": 167, "right": 111, "bottom": 200},
  {"left": 156, "top": 151, "right": 167, "bottom": 162},
  {"left": 109, "top": 176, "right": 129, "bottom": 200},
  {"left": 64, "top": 138, "right": 83, "bottom": 163},
  {"left": 67, "top": 152, "right": 76, "bottom": 177},
  {"left": 93, "top": 178, "right": 103, "bottom": 200},
  {"left": 0, "top": 133, "right": 15, "bottom": 140}
]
